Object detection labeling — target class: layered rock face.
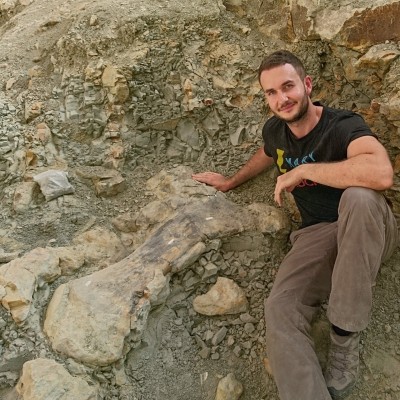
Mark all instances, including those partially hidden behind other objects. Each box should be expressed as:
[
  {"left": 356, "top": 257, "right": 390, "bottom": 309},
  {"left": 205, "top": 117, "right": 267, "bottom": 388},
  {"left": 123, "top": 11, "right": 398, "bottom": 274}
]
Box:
[{"left": 0, "top": 0, "right": 399, "bottom": 399}]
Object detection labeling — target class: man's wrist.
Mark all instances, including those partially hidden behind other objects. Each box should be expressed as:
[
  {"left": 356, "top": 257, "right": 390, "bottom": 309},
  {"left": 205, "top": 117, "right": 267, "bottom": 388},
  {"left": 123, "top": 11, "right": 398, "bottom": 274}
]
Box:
[
  {"left": 298, "top": 163, "right": 310, "bottom": 181},
  {"left": 222, "top": 177, "right": 235, "bottom": 192}
]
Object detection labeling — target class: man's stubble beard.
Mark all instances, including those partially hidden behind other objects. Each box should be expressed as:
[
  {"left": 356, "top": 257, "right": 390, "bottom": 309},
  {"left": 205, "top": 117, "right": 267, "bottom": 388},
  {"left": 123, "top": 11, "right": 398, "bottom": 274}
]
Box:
[{"left": 273, "top": 93, "right": 309, "bottom": 124}]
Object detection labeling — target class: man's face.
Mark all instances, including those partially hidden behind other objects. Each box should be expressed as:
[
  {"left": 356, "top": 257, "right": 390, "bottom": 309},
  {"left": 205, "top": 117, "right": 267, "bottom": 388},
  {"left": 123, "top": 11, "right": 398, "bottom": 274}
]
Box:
[{"left": 259, "top": 63, "right": 312, "bottom": 124}]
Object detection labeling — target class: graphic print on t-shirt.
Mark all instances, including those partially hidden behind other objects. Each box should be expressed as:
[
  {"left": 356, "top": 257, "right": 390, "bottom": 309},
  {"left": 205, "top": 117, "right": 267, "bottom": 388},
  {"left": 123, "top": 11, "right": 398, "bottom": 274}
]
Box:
[{"left": 276, "top": 148, "right": 317, "bottom": 188}]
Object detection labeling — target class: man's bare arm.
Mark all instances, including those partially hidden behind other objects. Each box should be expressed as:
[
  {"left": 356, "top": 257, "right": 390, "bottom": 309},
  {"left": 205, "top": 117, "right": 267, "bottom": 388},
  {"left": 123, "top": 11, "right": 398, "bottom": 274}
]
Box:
[
  {"left": 274, "top": 136, "right": 393, "bottom": 205},
  {"left": 192, "top": 147, "right": 274, "bottom": 192}
]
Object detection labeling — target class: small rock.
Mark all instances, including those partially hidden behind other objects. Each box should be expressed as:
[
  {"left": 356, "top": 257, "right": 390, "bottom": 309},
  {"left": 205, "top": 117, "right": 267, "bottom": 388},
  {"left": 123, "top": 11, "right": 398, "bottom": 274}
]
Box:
[
  {"left": 244, "top": 323, "right": 255, "bottom": 334},
  {"left": 215, "top": 373, "right": 243, "bottom": 400},
  {"left": 89, "top": 15, "right": 98, "bottom": 26},
  {"left": 212, "top": 327, "right": 228, "bottom": 346},
  {"left": 193, "top": 277, "right": 248, "bottom": 316},
  {"left": 233, "top": 346, "right": 243, "bottom": 357},
  {"left": 199, "top": 347, "right": 211, "bottom": 359},
  {"left": 239, "top": 313, "right": 258, "bottom": 323},
  {"left": 227, "top": 335, "right": 235, "bottom": 347},
  {"left": 242, "top": 341, "right": 252, "bottom": 350},
  {"left": 204, "top": 330, "right": 214, "bottom": 344},
  {"left": 202, "top": 262, "right": 219, "bottom": 280}
]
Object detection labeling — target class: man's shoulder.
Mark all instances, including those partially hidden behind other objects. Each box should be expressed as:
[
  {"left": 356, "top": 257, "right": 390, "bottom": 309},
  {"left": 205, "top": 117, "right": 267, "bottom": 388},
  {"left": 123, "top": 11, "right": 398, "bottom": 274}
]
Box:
[
  {"left": 320, "top": 103, "right": 364, "bottom": 122},
  {"left": 320, "top": 104, "right": 374, "bottom": 140}
]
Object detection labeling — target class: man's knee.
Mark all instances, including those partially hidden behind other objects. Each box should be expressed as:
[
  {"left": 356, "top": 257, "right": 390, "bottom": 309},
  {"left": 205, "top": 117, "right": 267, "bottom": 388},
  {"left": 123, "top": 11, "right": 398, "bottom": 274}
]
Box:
[
  {"left": 264, "top": 292, "right": 302, "bottom": 334},
  {"left": 265, "top": 288, "right": 321, "bottom": 334},
  {"left": 339, "top": 187, "right": 383, "bottom": 212}
]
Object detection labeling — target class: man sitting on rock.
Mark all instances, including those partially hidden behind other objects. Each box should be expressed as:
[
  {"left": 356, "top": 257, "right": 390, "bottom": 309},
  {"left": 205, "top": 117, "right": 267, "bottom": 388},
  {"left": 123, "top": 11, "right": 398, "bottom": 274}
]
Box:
[{"left": 192, "top": 49, "right": 398, "bottom": 400}]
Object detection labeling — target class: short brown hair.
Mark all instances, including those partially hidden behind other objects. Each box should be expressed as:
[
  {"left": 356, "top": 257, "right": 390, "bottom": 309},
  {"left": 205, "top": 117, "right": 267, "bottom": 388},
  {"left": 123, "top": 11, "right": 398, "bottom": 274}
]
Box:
[{"left": 258, "top": 50, "right": 306, "bottom": 82}]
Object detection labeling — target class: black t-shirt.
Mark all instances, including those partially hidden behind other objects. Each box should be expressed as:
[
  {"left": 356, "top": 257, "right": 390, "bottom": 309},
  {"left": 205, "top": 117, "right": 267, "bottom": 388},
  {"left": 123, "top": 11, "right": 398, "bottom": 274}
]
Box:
[{"left": 263, "top": 104, "right": 377, "bottom": 227}]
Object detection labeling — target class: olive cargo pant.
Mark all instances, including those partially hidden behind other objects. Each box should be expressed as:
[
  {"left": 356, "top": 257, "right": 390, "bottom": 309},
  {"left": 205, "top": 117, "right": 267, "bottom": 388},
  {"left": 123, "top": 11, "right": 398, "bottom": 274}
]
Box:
[{"left": 264, "top": 187, "right": 398, "bottom": 400}]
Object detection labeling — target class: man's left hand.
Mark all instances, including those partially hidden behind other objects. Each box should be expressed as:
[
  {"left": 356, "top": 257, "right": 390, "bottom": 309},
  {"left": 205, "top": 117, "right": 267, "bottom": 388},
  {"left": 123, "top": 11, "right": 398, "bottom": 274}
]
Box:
[{"left": 274, "top": 167, "right": 304, "bottom": 206}]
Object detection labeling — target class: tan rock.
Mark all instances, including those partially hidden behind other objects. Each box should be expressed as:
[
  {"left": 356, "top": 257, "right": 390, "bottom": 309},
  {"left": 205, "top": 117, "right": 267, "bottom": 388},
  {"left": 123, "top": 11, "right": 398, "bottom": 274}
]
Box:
[
  {"left": 354, "top": 44, "right": 400, "bottom": 78},
  {"left": 24, "top": 101, "right": 42, "bottom": 123},
  {"left": 193, "top": 277, "right": 248, "bottom": 316},
  {"left": 0, "top": 0, "right": 18, "bottom": 11},
  {"left": 111, "top": 213, "right": 139, "bottom": 233},
  {"left": 89, "top": 14, "right": 98, "bottom": 26},
  {"left": 102, "top": 65, "right": 129, "bottom": 104},
  {"left": 0, "top": 248, "right": 60, "bottom": 323},
  {"left": 72, "top": 227, "right": 125, "bottom": 265},
  {"left": 53, "top": 247, "right": 85, "bottom": 275},
  {"left": 76, "top": 166, "right": 126, "bottom": 197},
  {"left": 13, "top": 181, "right": 37, "bottom": 214},
  {"left": 215, "top": 373, "right": 243, "bottom": 400},
  {"left": 16, "top": 358, "right": 97, "bottom": 400},
  {"left": 93, "top": 173, "right": 126, "bottom": 197},
  {"left": 0, "top": 250, "right": 20, "bottom": 263},
  {"left": 380, "top": 94, "right": 400, "bottom": 123},
  {"left": 6, "top": 77, "right": 16, "bottom": 90},
  {"left": 135, "top": 200, "right": 175, "bottom": 230},
  {"left": 36, "top": 122, "right": 52, "bottom": 144},
  {"left": 247, "top": 203, "right": 291, "bottom": 237},
  {"left": 146, "top": 165, "right": 216, "bottom": 199}
]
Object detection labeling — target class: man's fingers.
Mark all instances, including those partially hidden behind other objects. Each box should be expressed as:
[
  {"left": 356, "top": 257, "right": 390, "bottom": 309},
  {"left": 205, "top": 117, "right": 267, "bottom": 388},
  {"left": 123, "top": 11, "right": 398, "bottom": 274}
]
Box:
[
  {"left": 192, "top": 172, "right": 218, "bottom": 183},
  {"left": 192, "top": 172, "right": 230, "bottom": 192},
  {"left": 193, "top": 172, "right": 217, "bottom": 178},
  {"left": 274, "top": 186, "right": 282, "bottom": 207}
]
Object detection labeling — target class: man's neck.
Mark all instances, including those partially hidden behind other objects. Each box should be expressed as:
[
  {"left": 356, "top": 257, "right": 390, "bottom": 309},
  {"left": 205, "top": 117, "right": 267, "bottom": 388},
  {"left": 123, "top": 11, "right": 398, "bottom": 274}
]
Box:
[{"left": 287, "top": 103, "right": 323, "bottom": 139}]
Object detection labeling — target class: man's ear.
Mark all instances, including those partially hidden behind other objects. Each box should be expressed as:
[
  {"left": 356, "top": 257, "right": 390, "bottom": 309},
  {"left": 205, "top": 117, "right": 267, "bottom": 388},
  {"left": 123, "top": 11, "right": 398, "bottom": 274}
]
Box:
[{"left": 304, "top": 75, "right": 313, "bottom": 95}]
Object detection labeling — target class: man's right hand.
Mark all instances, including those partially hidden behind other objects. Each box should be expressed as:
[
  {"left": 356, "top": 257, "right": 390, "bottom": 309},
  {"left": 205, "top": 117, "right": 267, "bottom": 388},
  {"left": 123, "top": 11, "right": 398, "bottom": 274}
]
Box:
[
  {"left": 192, "top": 172, "right": 232, "bottom": 192},
  {"left": 192, "top": 147, "right": 273, "bottom": 193}
]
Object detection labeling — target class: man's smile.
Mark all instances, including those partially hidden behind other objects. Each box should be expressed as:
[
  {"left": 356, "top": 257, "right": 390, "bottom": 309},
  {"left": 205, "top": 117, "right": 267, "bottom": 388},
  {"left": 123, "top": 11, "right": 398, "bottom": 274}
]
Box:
[{"left": 279, "top": 102, "right": 296, "bottom": 113}]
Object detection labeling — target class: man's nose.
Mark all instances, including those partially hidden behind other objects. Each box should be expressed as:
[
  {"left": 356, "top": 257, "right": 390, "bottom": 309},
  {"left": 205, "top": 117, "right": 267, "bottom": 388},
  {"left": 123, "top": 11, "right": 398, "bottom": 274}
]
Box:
[{"left": 277, "top": 91, "right": 289, "bottom": 102}]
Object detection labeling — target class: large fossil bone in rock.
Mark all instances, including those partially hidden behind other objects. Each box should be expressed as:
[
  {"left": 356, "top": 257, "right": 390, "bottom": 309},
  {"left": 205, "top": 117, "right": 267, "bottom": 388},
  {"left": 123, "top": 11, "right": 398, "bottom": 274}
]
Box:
[{"left": 44, "top": 193, "right": 262, "bottom": 366}]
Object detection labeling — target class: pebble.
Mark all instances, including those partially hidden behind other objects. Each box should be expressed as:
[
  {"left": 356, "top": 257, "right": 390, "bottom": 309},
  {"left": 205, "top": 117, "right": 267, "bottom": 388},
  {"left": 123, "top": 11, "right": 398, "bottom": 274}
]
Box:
[
  {"left": 174, "top": 318, "right": 183, "bottom": 326},
  {"left": 215, "top": 373, "right": 243, "bottom": 400},
  {"left": 223, "top": 252, "right": 234, "bottom": 260},
  {"left": 239, "top": 313, "right": 257, "bottom": 323},
  {"left": 226, "top": 335, "right": 235, "bottom": 346},
  {"left": 244, "top": 323, "right": 255, "bottom": 334},
  {"left": 242, "top": 341, "right": 252, "bottom": 350},
  {"left": 233, "top": 346, "right": 243, "bottom": 357},
  {"left": 199, "top": 347, "right": 210, "bottom": 359},
  {"left": 212, "top": 327, "right": 228, "bottom": 346},
  {"left": 203, "top": 262, "right": 218, "bottom": 279},
  {"left": 204, "top": 330, "right": 214, "bottom": 343}
]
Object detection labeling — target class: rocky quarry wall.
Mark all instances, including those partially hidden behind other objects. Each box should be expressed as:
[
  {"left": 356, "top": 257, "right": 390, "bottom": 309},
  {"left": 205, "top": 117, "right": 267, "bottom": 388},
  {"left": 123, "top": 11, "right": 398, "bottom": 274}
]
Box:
[{"left": 0, "top": 0, "right": 400, "bottom": 399}]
